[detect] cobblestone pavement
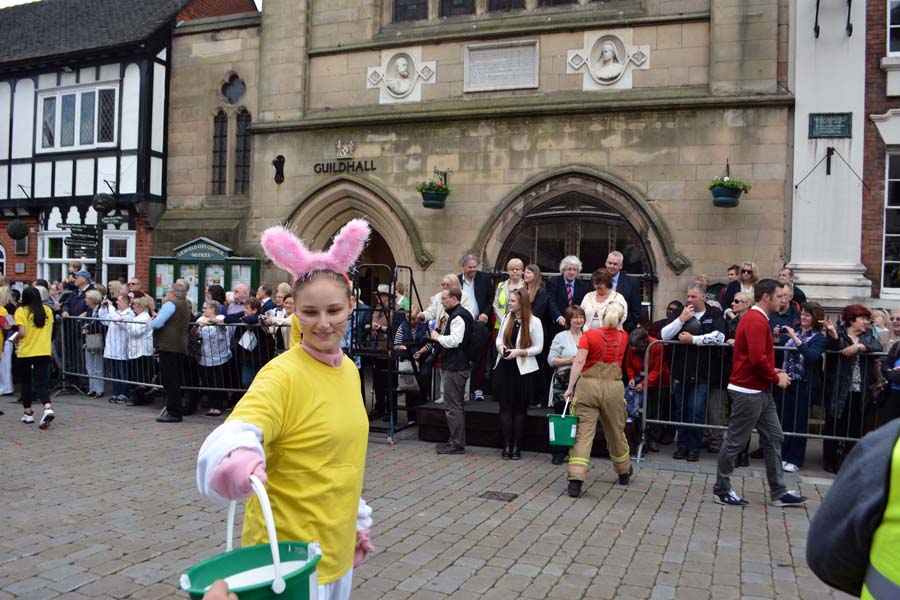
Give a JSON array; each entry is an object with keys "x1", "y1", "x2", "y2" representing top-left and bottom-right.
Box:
[{"x1": 1, "y1": 395, "x2": 852, "y2": 600}]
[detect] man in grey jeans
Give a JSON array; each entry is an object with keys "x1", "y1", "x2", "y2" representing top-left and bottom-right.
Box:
[
  {"x1": 429, "y1": 287, "x2": 471, "y2": 454},
  {"x1": 713, "y1": 278, "x2": 808, "y2": 507}
]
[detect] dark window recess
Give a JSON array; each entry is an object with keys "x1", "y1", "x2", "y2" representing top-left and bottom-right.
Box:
[
  {"x1": 440, "y1": 0, "x2": 475, "y2": 16},
  {"x1": 98, "y1": 89, "x2": 116, "y2": 142},
  {"x1": 222, "y1": 75, "x2": 246, "y2": 105},
  {"x1": 539, "y1": 0, "x2": 576, "y2": 5},
  {"x1": 234, "y1": 110, "x2": 252, "y2": 195},
  {"x1": 108, "y1": 239, "x2": 128, "y2": 259},
  {"x1": 42, "y1": 97, "x2": 56, "y2": 148},
  {"x1": 212, "y1": 111, "x2": 228, "y2": 195},
  {"x1": 48, "y1": 238, "x2": 63, "y2": 259},
  {"x1": 60, "y1": 94, "x2": 76, "y2": 147},
  {"x1": 14, "y1": 236, "x2": 28, "y2": 255},
  {"x1": 394, "y1": 0, "x2": 427, "y2": 21},
  {"x1": 488, "y1": 0, "x2": 524, "y2": 10},
  {"x1": 80, "y1": 91, "x2": 95, "y2": 145},
  {"x1": 107, "y1": 264, "x2": 129, "y2": 285}
]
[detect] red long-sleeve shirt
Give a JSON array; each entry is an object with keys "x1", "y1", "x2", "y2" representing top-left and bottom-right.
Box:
[
  {"x1": 624, "y1": 336, "x2": 670, "y2": 389},
  {"x1": 729, "y1": 306, "x2": 779, "y2": 391}
]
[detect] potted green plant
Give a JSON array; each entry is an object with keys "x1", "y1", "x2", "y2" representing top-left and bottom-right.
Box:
[
  {"x1": 417, "y1": 180, "x2": 451, "y2": 209},
  {"x1": 709, "y1": 176, "x2": 751, "y2": 208}
]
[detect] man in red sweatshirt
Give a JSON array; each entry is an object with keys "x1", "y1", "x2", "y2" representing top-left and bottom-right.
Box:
[{"x1": 713, "y1": 278, "x2": 808, "y2": 507}]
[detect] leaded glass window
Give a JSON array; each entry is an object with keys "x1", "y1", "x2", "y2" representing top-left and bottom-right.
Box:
[
  {"x1": 440, "y1": 0, "x2": 474, "y2": 16},
  {"x1": 42, "y1": 97, "x2": 56, "y2": 148},
  {"x1": 98, "y1": 89, "x2": 116, "y2": 143},
  {"x1": 212, "y1": 111, "x2": 228, "y2": 195},
  {"x1": 60, "y1": 94, "x2": 76, "y2": 147},
  {"x1": 80, "y1": 91, "x2": 95, "y2": 145},
  {"x1": 234, "y1": 110, "x2": 251, "y2": 195},
  {"x1": 394, "y1": 0, "x2": 427, "y2": 21},
  {"x1": 488, "y1": 0, "x2": 525, "y2": 10}
]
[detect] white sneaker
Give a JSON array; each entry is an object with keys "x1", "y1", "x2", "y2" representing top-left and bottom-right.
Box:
[
  {"x1": 434, "y1": 397, "x2": 444, "y2": 404},
  {"x1": 782, "y1": 461, "x2": 799, "y2": 473},
  {"x1": 21, "y1": 413, "x2": 34, "y2": 424},
  {"x1": 39, "y1": 408, "x2": 55, "y2": 430}
]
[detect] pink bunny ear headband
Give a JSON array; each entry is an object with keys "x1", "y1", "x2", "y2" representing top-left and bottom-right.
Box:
[{"x1": 260, "y1": 219, "x2": 371, "y2": 285}]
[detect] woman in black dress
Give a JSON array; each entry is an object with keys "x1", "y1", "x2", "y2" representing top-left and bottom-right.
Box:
[{"x1": 494, "y1": 289, "x2": 544, "y2": 460}]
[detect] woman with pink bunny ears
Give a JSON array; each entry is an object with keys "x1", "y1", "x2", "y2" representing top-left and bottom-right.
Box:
[{"x1": 196, "y1": 219, "x2": 374, "y2": 599}]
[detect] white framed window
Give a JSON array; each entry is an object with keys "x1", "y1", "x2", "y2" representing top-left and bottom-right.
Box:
[
  {"x1": 102, "y1": 232, "x2": 135, "y2": 286},
  {"x1": 36, "y1": 83, "x2": 118, "y2": 153},
  {"x1": 38, "y1": 230, "x2": 134, "y2": 285},
  {"x1": 892, "y1": 1, "x2": 900, "y2": 54},
  {"x1": 884, "y1": 154, "x2": 900, "y2": 292}
]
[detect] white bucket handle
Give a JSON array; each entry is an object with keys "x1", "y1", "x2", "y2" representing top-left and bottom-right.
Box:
[
  {"x1": 225, "y1": 475, "x2": 286, "y2": 595},
  {"x1": 561, "y1": 396, "x2": 572, "y2": 417}
]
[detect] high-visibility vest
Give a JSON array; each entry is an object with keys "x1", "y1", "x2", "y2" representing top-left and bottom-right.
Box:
[{"x1": 862, "y1": 433, "x2": 900, "y2": 599}]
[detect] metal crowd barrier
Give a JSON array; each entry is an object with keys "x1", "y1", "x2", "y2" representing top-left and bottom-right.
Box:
[
  {"x1": 636, "y1": 339, "x2": 892, "y2": 463},
  {"x1": 58, "y1": 315, "x2": 289, "y2": 402},
  {"x1": 57, "y1": 314, "x2": 431, "y2": 432}
]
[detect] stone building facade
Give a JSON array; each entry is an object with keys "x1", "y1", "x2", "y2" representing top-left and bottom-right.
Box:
[{"x1": 165, "y1": 0, "x2": 792, "y2": 317}]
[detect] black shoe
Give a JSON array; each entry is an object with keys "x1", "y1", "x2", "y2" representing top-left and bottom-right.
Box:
[
  {"x1": 673, "y1": 447, "x2": 689, "y2": 460},
  {"x1": 686, "y1": 450, "x2": 700, "y2": 462},
  {"x1": 618, "y1": 465, "x2": 633, "y2": 485},
  {"x1": 749, "y1": 448, "x2": 764, "y2": 459},
  {"x1": 435, "y1": 443, "x2": 465, "y2": 455},
  {"x1": 501, "y1": 445, "x2": 511, "y2": 460},
  {"x1": 551, "y1": 454, "x2": 565, "y2": 465},
  {"x1": 510, "y1": 446, "x2": 521, "y2": 461},
  {"x1": 737, "y1": 452, "x2": 750, "y2": 467},
  {"x1": 714, "y1": 491, "x2": 749, "y2": 507},
  {"x1": 567, "y1": 480, "x2": 582, "y2": 498},
  {"x1": 648, "y1": 441, "x2": 660, "y2": 453},
  {"x1": 707, "y1": 445, "x2": 721, "y2": 454},
  {"x1": 156, "y1": 415, "x2": 183, "y2": 423}
]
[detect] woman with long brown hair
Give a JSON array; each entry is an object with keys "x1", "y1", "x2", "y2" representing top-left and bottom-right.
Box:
[{"x1": 494, "y1": 289, "x2": 544, "y2": 459}]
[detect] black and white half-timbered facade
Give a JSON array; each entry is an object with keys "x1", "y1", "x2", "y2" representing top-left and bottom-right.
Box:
[{"x1": 0, "y1": 0, "x2": 187, "y2": 284}]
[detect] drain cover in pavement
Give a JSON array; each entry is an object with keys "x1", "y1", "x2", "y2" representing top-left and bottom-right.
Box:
[{"x1": 478, "y1": 491, "x2": 518, "y2": 502}]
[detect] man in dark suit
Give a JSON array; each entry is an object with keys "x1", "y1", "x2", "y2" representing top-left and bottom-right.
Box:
[
  {"x1": 458, "y1": 254, "x2": 494, "y2": 400},
  {"x1": 605, "y1": 251, "x2": 643, "y2": 333},
  {"x1": 547, "y1": 256, "x2": 592, "y2": 330},
  {"x1": 257, "y1": 283, "x2": 277, "y2": 315}
]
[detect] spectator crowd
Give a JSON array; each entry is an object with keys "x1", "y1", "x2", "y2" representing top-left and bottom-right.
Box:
[{"x1": 6, "y1": 254, "x2": 899, "y2": 489}]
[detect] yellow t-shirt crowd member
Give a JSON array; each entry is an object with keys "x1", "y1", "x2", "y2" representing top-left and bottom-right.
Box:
[{"x1": 16, "y1": 305, "x2": 54, "y2": 357}]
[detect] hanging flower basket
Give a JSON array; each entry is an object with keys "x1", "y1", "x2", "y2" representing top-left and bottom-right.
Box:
[
  {"x1": 709, "y1": 176, "x2": 750, "y2": 208},
  {"x1": 417, "y1": 181, "x2": 450, "y2": 210}
]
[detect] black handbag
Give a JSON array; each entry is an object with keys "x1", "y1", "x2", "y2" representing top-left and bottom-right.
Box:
[{"x1": 553, "y1": 367, "x2": 571, "y2": 390}]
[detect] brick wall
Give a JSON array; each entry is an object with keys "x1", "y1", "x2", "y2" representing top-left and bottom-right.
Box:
[
  {"x1": 863, "y1": 0, "x2": 900, "y2": 296},
  {"x1": 0, "y1": 218, "x2": 39, "y2": 284},
  {"x1": 135, "y1": 217, "x2": 154, "y2": 290}
]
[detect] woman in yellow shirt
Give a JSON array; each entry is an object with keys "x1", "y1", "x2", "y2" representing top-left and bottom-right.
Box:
[
  {"x1": 197, "y1": 220, "x2": 374, "y2": 600},
  {"x1": 16, "y1": 287, "x2": 55, "y2": 428}
]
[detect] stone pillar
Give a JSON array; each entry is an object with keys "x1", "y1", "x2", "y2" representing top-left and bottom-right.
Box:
[
  {"x1": 786, "y1": 0, "x2": 871, "y2": 300},
  {"x1": 257, "y1": 0, "x2": 309, "y2": 122},
  {"x1": 709, "y1": 0, "x2": 779, "y2": 95}
]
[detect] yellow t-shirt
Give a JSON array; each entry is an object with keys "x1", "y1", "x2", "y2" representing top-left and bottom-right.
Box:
[
  {"x1": 289, "y1": 313, "x2": 302, "y2": 348},
  {"x1": 227, "y1": 345, "x2": 368, "y2": 584},
  {"x1": 16, "y1": 305, "x2": 54, "y2": 358}
]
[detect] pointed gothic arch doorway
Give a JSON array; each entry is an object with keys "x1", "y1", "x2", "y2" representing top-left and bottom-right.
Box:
[{"x1": 499, "y1": 191, "x2": 653, "y2": 280}]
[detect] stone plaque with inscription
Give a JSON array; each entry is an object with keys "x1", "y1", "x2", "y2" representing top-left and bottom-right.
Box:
[{"x1": 464, "y1": 40, "x2": 539, "y2": 93}]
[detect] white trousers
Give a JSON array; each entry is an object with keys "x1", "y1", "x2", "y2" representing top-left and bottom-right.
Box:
[
  {"x1": 318, "y1": 567, "x2": 352, "y2": 600},
  {"x1": 0, "y1": 340, "x2": 12, "y2": 394},
  {"x1": 84, "y1": 350, "x2": 105, "y2": 395}
]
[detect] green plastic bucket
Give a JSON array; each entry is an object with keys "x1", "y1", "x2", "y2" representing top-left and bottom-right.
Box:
[
  {"x1": 181, "y1": 475, "x2": 322, "y2": 599},
  {"x1": 548, "y1": 398, "x2": 577, "y2": 447}
]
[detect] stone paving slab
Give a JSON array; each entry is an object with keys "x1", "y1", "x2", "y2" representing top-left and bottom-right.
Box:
[{"x1": 0, "y1": 395, "x2": 854, "y2": 599}]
